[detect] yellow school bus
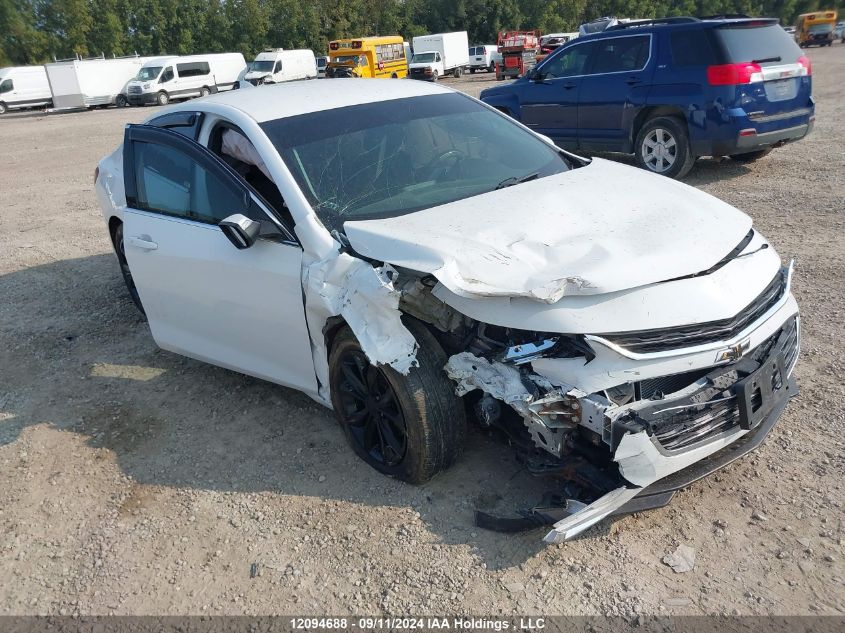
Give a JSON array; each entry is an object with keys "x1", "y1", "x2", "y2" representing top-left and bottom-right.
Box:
[
  {"x1": 795, "y1": 10, "x2": 837, "y2": 47},
  {"x1": 326, "y1": 36, "x2": 407, "y2": 78}
]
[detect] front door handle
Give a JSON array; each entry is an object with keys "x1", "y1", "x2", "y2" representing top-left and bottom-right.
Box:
[
  {"x1": 563, "y1": 82, "x2": 576, "y2": 90},
  {"x1": 626, "y1": 77, "x2": 642, "y2": 85},
  {"x1": 127, "y1": 236, "x2": 158, "y2": 251}
]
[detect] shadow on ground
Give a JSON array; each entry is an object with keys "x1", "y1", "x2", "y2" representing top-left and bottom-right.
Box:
[{"x1": 0, "y1": 253, "x2": 618, "y2": 569}]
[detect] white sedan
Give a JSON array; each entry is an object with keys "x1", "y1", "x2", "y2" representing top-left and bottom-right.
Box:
[{"x1": 95, "y1": 80, "x2": 799, "y2": 542}]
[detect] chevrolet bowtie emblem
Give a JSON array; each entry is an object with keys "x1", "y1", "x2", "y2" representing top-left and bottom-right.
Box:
[{"x1": 715, "y1": 338, "x2": 751, "y2": 363}]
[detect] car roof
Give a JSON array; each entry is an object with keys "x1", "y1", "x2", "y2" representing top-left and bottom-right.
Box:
[{"x1": 189, "y1": 79, "x2": 454, "y2": 123}]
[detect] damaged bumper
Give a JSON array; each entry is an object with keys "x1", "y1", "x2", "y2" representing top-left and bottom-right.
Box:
[{"x1": 543, "y1": 317, "x2": 799, "y2": 542}]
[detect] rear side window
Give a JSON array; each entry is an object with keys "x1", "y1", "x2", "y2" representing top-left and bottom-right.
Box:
[
  {"x1": 714, "y1": 24, "x2": 802, "y2": 65},
  {"x1": 177, "y1": 61, "x2": 210, "y2": 77},
  {"x1": 589, "y1": 35, "x2": 650, "y2": 74},
  {"x1": 670, "y1": 30, "x2": 717, "y2": 66}
]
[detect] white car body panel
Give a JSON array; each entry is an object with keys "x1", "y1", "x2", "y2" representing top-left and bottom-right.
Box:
[
  {"x1": 122, "y1": 209, "x2": 318, "y2": 394},
  {"x1": 344, "y1": 158, "x2": 751, "y2": 304}
]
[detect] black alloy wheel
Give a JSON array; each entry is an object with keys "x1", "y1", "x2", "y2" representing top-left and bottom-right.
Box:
[{"x1": 337, "y1": 349, "x2": 407, "y2": 468}]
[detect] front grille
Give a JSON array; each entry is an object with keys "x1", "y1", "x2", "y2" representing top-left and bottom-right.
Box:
[
  {"x1": 645, "y1": 316, "x2": 798, "y2": 451},
  {"x1": 599, "y1": 270, "x2": 786, "y2": 354},
  {"x1": 128, "y1": 86, "x2": 141, "y2": 94},
  {"x1": 410, "y1": 68, "x2": 428, "y2": 77}
]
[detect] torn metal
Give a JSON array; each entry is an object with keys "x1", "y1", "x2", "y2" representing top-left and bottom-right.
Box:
[{"x1": 302, "y1": 251, "x2": 419, "y2": 400}]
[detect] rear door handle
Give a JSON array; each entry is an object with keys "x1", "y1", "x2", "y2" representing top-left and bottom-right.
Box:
[
  {"x1": 626, "y1": 77, "x2": 642, "y2": 85},
  {"x1": 127, "y1": 236, "x2": 158, "y2": 251},
  {"x1": 563, "y1": 82, "x2": 576, "y2": 90}
]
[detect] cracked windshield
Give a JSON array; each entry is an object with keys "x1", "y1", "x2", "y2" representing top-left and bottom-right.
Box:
[{"x1": 260, "y1": 93, "x2": 572, "y2": 232}]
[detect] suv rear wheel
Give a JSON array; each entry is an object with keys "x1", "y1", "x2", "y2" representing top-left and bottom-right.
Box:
[{"x1": 635, "y1": 116, "x2": 695, "y2": 179}]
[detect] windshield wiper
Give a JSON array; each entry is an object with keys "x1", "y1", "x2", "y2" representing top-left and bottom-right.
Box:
[
  {"x1": 495, "y1": 172, "x2": 540, "y2": 190},
  {"x1": 752, "y1": 56, "x2": 781, "y2": 64}
]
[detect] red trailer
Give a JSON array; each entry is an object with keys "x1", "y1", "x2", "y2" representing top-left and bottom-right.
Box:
[{"x1": 496, "y1": 30, "x2": 540, "y2": 80}]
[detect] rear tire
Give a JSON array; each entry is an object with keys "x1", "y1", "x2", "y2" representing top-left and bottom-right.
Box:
[
  {"x1": 112, "y1": 222, "x2": 146, "y2": 316},
  {"x1": 156, "y1": 91, "x2": 169, "y2": 106},
  {"x1": 729, "y1": 148, "x2": 772, "y2": 163},
  {"x1": 328, "y1": 319, "x2": 466, "y2": 484},
  {"x1": 634, "y1": 116, "x2": 695, "y2": 179}
]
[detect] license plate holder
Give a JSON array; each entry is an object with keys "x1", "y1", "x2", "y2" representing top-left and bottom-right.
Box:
[{"x1": 734, "y1": 352, "x2": 788, "y2": 430}]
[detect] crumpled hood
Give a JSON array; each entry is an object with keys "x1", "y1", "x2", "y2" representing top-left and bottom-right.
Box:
[{"x1": 344, "y1": 159, "x2": 752, "y2": 303}]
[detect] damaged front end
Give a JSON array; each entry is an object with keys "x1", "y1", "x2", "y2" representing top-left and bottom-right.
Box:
[{"x1": 396, "y1": 265, "x2": 800, "y2": 542}]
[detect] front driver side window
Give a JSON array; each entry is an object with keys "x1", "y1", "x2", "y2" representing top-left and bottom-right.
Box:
[
  {"x1": 160, "y1": 67, "x2": 174, "y2": 83},
  {"x1": 132, "y1": 141, "x2": 248, "y2": 224},
  {"x1": 541, "y1": 43, "x2": 594, "y2": 78},
  {"x1": 0, "y1": 79, "x2": 12, "y2": 93},
  {"x1": 274, "y1": 60, "x2": 282, "y2": 73}
]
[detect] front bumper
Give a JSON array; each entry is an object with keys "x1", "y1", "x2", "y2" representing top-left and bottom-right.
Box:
[
  {"x1": 543, "y1": 314, "x2": 799, "y2": 542},
  {"x1": 127, "y1": 92, "x2": 158, "y2": 105}
]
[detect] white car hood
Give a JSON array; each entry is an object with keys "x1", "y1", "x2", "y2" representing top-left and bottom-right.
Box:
[{"x1": 344, "y1": 159, "x2": 752, "y2": 303}]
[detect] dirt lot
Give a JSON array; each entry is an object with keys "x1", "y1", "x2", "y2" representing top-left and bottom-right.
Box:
[{"x1": 1, "y1": 46, "x2": 843, "y2": 618}]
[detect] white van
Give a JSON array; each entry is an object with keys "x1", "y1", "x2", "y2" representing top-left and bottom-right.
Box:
[
  {"x1": 125, "y1": 53, "x2": 246, "y2": 106},
  {"x1": 468, "y1": 45, "x2": 501, "y2": 73},
  {"x1": 0, "y1": 66, "x2": 52, "y2": 114},
  {"x1": 244, "y1": 49, "x2": 317, "y2": 85}
]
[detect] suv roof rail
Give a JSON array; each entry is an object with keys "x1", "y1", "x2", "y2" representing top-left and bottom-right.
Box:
[
  {"x1": 698, "y1": 14, "x2": 751, "y2": 19},
  {"x1": 605, "y1": 17, "x2": 700, "y2": 30}
]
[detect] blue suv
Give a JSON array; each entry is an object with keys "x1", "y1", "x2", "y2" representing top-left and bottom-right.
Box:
[{"x1": 480, "y1": 17, "x2": 815, "y2": 178}]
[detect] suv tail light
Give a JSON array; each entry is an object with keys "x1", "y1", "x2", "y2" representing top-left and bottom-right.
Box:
[
  {"x1": 707, "y1": 62, "x2": 762, "y2": 86},
  {"x1": 797, "y1": 55, "x2": 812, "y2": 75}
]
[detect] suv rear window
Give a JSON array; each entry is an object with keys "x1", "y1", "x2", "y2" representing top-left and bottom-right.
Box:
[
  {"x1": 714, "y1": 23, "x2": 802, "y2": 65},
  {"x1": 670, "y1": 30, "x2": 717, "y2": 66}
]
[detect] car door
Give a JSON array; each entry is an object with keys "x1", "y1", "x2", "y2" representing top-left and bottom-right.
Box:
[
  {"x1": 518, "y1": 41, "x2": 595, "y2": 148},
  {"x1": 120, "y1": 123, "x2": 318, "y2": 393},
  {"x1": 159, "y1": 65, "x2": 177, "y2": 97},
  {"x1": 576, "y1": 34, "x2": 654, "y2": 151}
]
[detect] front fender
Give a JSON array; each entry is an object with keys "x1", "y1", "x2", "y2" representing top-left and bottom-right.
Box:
[{"x1": 479, "y1": 91, "x2": 523, "y2": 120}]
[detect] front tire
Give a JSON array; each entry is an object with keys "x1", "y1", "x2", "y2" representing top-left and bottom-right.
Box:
[
  {"x1": 729, "y1": 148, "x2": 772, "y2": 163},
  {"x1": 115, "y1": 94, "x2": 128, "y2": 108},
  {"x1": 156, "y1": 91, "x2": 169, "y2": 106},
  {"x1": 329, "y1": 320, "x2": 466, "y2": 484},
  {"x1": 431, "y1": 70, "x2": 439, "y2": 82},
  {"x1": 199, "y1": 86, "x2": 211, "y2": 97},
  {"x1": 634, "y1": 116, "x2": 695, "y2": 179},
  {"x1": 112, "y1": 222, "x2": 146, "y2": 316},
  {"x1": 0, "y1": 101, "x2": 7, "y2": 115}
]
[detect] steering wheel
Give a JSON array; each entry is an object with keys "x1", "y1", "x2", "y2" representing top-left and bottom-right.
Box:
[{"x1": 424, "y1": 149, "x2": 465, "y2": 182}]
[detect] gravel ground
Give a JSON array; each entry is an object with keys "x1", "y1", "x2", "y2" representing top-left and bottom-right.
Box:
[{"x1": 0, "y1": 46, "x2": 843, "y2": 617}]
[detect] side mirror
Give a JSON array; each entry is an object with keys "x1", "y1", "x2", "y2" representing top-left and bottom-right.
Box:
[
  {"x1": 219, "y1": 213, "x2": 287, "y2": 249},
  {"x1": 219, "y1": 214, "x2": 260, "y2": 249}
]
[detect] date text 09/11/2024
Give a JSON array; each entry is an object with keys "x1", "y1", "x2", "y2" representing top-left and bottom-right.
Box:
[{"x1": 289, "y1": 617, "x2": 548, "y2": 630}]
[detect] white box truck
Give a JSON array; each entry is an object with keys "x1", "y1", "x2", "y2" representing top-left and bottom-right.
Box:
[
  {"x1": 0, "y1": 66, "x2": 52, "y2": 114},
  {"x1": 409, "y1": 32, "x2": 470, "y2": 80},
  {"x1": 125, "y1": 53, "x2": 247, "y2": 106},
  {"x1": 45, "y1": 56, "x2": 152, "y2": 110},
  {"x1": 244, "y1": 49, "x2": 317, "y2": 85}
]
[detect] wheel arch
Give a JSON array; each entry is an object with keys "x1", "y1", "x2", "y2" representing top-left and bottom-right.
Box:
[
  {"x1": 108, "y1": 216, "x2": 122, "y2": 247},
  {"x1": 631, "y1": 105, "x2": 688, "y2": 151}
]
